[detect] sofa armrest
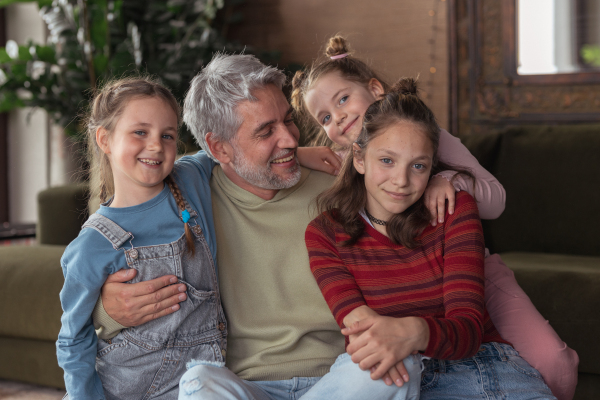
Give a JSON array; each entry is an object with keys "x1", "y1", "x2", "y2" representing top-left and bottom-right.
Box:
[{"x1": 37, "y1": 183, "x2": 89, "y2": 245}]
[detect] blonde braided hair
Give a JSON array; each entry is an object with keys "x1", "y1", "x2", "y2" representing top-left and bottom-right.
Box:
[{"x1": 165, "y1": 175, "x2": 195, "y2": 256}]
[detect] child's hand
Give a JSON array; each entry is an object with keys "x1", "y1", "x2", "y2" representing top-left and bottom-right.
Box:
[
  {"x1": 296, "y1": 146, "x2": 342, "y2": 176},
  {"x1": 424, "y1": 175, "x2": 456, "y2": 226},
  {"x1": 375, "y1": 360, "x2": 411, "y2": 387},
  {"x1": 342, "y1": 315, "x2": 429, "y2": 382},
  {"x1": 343, "y1": 305, "x2": 378, "y2": 343}
]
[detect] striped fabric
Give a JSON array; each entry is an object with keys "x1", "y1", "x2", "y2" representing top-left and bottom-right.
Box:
[{"x1": 305, "y1": 191, "x2": 508, "y2": 360}]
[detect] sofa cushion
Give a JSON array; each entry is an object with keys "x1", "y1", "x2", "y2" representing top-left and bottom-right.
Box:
[
  {"x1": 500, "y1": 251, "x2": 600, "y2": 375},
  {"x1": 0, "y1": 336, "x2": 65, "y2": 389},
  {"x1": 37, "y1": 183, "x2": 89, "y2": 246},
  {"x1": 0, "y1": 245, "x2": 65, "y2": 341},
  {"x1": 479, "y1": 126, "x2": 600, "y2": 256}
]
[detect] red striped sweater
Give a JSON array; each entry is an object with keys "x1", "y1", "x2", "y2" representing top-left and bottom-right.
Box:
[{"x1": 305, "y1": 191, "x2": 508, "y2": 360}]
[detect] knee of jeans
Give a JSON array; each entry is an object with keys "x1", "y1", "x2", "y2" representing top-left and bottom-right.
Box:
[{"x1": 180, "y1": 361, "x2": 226, "y2": 396}]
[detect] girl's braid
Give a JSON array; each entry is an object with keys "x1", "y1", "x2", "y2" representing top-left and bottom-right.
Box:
[{"x1": 165, "y1": 174, "x2": 195, "y2": 255}]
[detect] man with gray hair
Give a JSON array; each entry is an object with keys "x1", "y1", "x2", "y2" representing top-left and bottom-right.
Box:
[{"x1": 97, "y1": 54, "x2": 415, "y2": 399}]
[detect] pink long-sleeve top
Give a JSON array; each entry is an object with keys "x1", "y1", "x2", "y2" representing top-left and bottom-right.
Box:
[{"x1": 435, "y1": 129, "x2": 505, "y2": 219}]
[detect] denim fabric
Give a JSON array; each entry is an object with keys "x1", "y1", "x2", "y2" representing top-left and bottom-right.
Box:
[
  {"x1": 91, "y1": 213, "x2": 226, "y2": 400},
  {"x1": 300, "y1": 352, "x2": 421, "y2": 400},
  {"x1": 179, "y1": 353, "x2": 422, "y2": 400},
  {"x1": 420, "y1": 342, "x2": 556, "y2": 400}
]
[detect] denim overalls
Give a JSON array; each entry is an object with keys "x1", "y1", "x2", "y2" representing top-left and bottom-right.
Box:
[{"x1": 86, "y1": 211, "x2": 227, "y2": 400}]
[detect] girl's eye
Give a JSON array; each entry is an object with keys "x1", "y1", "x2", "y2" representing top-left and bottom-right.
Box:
[
  {"x1": 162, "y1": 134, "x2": 175, "y2": 140},
  {"x1": 134, "y1": 130, "x2": 146, "y2": 136},
  {"x1": 381, "y1": 158, "x2": 393, "y2": 164},
  {"x1": 321, "y1": 115, "x2": 331, "y2": 125},
  {"x1": 413, "y1": 163, "x2": 426, "y2": 170},
  {"x1": 285, "y1": 117, "x2": 295, "y2": 125},
  {"x1": 339, "y1": 96, "x2": 348, "y2": 105}
]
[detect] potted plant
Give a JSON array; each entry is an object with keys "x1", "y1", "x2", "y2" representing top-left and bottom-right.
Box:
[{"x1": 0, "y1": 0, "x2": 247, "y2": 148}]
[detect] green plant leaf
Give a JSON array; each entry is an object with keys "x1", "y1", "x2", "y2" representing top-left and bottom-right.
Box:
[
  {"x1": 34, "y1": 45, "x2": 55, "y2": 63},
  {"x1": 0, "y1": 90, "x2": 25, "y2": 112},
  {"x1": 17, "y1": 45, "x2": 32, "y2": 61},
  {"x1": 93, "y1": 53, "x2": 108, "y2": 77},
  {"x1": 0, "y1": 0, "x2": 51, "y2": 8},
  {"x1": 581, "y1": 44, "x2": 600, "y2": 67},
  {"x1": 0, "y1": 48, "x2": 11, "y2": 63}
]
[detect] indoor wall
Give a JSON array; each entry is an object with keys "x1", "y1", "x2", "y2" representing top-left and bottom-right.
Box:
[{"x1": 227, "y1": 0, "x2": 450, "y2": 129}]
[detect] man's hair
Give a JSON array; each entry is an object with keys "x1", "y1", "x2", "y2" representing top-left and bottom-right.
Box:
[{"x1": 183, "y1": 53, "x2": 286, "y2": 160}]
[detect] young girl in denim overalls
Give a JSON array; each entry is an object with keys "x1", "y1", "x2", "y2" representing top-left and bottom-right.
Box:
[{"x1": 56, "y1": 77, "x2": 227, "y2": 400}]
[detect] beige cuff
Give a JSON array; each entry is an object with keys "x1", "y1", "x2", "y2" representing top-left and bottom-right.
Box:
[{"x1": 92, "y1": 296, "x2": 127, "y2": 340}]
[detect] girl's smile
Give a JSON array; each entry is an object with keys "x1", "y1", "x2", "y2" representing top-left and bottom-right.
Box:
[
  {"x1": 304, "y1": 72, "x2": 384, "y2": 148},
  {"x1": 97, "y1": 96, "x2": 178, "y2": 207}
]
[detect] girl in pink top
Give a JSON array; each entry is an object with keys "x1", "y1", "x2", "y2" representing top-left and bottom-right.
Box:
[{"x1": 291, "y1": 35, "x2": 578, "y2": 400}]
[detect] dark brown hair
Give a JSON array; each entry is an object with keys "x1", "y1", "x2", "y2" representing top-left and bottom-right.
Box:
[
  {"x1": 316, "y1": 78, "x2": 474, "y2": 248},
  {"x1": 86, "y1": 76, "x2": 195, "y2": 254},
  {"x1": 290, "y1": 35, "x2": 389, "y2": 150}
]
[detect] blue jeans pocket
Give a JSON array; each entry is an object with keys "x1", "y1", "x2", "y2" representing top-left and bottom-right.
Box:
[
  {"x1": 96, "y1": 334, "x2": 128, "y2": 359},
  {"x1": 506, "y1": 353, "x2": 545, "y2": 381}
]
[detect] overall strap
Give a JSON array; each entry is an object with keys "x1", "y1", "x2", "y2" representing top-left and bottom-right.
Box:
[{"x1": 82, "y1": 213, "x2": 133, "y2": 250}]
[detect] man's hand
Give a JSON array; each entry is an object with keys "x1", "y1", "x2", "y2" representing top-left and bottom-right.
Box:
[
  {"x1": 424, "y1": 175, "x2": 456, "y2": 226},
  {"x1": 101, "y1": 269, "x2": 187, "y2": 327},
  {"x1": 342, "y1": 315, "x2": 429, "y2": 382},
  {"x1": 296, "y1": 146, "x2": 342, "y2": 176}
]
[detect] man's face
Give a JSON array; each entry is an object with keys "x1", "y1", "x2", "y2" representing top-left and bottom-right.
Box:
[{"x1": 228, "y1": 84, "x2": 301, "y2": 195}]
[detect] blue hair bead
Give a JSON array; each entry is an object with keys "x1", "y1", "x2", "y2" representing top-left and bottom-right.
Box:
[{"x1": 182, "y1": 209, "x2": 190, "y2": 223}]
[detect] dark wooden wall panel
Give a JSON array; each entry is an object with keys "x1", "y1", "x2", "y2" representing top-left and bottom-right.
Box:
[
  {"x1": 449, "y1": 0, "x2": 600, "y2": 137},
  {"x1": 227, "y1": 0, "x2": 450, "y2": 129}
]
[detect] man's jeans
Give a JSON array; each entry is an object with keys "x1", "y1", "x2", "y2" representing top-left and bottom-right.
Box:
[{"x1": 179, "y1": 353, "x2": 422, "y2": 400}]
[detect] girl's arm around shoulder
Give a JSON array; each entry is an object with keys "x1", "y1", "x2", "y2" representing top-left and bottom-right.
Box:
[
  {"x1": 297, "y1": 146, "x2": 342, "y2": 176},
  {"x1": 421, "y1": 191, "x2": 487, "y2": 360},
  {"x1": 175, "y1": 150, "x2": 217, "y2": 182},
  {"x1": 305, "y1": 213, "x2": 367, "y2": 327},
  {"x1": 436, "y1": 129, "x2": 506, "y2": 219}
]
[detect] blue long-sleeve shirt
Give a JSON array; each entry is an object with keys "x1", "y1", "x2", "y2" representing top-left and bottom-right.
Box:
[{"x1": 56, "y1": 152, "x2": 216, "y2": 400}]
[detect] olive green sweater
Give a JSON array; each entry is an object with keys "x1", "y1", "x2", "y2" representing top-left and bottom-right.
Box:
[{"x1": 95, "y1": 166, "x2": 343, "y2": 380}]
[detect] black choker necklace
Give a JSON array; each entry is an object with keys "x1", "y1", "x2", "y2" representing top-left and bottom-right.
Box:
[{"x1": 365, "y1": 209, "x2": 387, "y2": 226}]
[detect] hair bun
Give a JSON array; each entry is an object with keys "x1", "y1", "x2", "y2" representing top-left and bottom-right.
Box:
[
  {"x1": 390, "y1": 77, "x2": 419, "y2": 96},
  {"x1": 290, "y1": 70, "x2": 307, "y2": 110},
  {"x1": 292, "y1": 69, "x2": 307, "y2": 89},
  {"x1": 325, "y1": 35, "x2": 350, "y2": 58}
]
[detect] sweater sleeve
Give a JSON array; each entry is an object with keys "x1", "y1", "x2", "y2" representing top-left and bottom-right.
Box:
[
  {"x1": 305, "y1": 215, "x2": 367, "y2": 328},
  {"x1": 57, "y1": 239, "x2": 115, "y2": 400},
  {"x1": 435, "y1": 129, "x2": 506, "y2": 219},
  {"x1": 421, "y1": 192, "x2": 487, "y2": 360}
]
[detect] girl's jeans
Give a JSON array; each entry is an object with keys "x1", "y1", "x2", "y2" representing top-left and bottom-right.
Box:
[
  {"x1": 180, "y1": 343, "x2": 556, "y2": 400},
  {"x1": 179, "y1": 353, "x2": 422, "y2": 400},
  {"x1": 420, "y1": 342, "x2": 556, "y2": 400}
]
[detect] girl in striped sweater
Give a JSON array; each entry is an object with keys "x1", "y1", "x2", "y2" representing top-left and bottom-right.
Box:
[
  {"x1": 295, "y1": 35, "x2": 577, "y2": 400},
  {"x1": 305, "y1": 78, "x2": 556, "y2": 400}
]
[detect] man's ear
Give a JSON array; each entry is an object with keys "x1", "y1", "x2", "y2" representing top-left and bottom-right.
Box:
[
  {"x1": 206, "y1": 132, "x2": 233, "y2": 164},
  {"x1": 368, "y1": 78, "x2": 385, "y2": 100},
  {"x1": 96, "y1": 127, "x2": 111, "y2": 154},
  {"x1": 352, "y1": 143, "x2": 365, "y2": 175}
]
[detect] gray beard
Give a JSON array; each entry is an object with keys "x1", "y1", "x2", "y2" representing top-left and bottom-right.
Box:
[{"x1": 231, "y1": 146, "x2": 302, "y2": 190}]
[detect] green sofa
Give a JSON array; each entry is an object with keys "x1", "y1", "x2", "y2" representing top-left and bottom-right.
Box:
[
  {"x1": 0, "y1": 184, "x2": 88, "y2": 389},
  {"x1": 0, "y1": 125, "x2": 598, "y2": 398},
  {"x1": 462, "y1": 125, "x2": 600, "y2": 400}
]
